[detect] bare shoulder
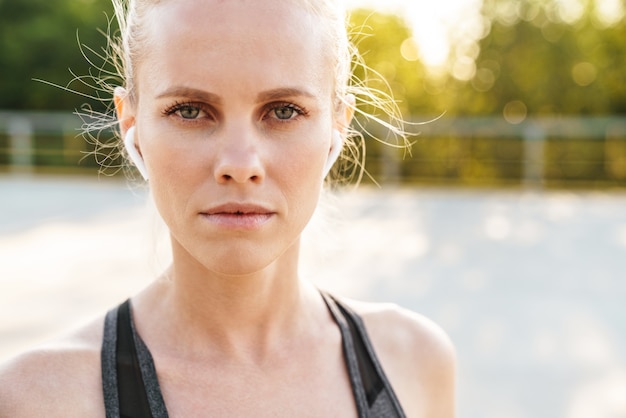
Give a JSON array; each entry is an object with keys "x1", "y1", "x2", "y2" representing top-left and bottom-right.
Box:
[
  {"x1": 0, "y1": 317, "x2": 106, "y2": 418},
  {"x1": 341, "y1": 297, "x2": 456, "y2": 418},
  {"x1": 342, "y1": 298, "x2": 456, "y2": 366}
]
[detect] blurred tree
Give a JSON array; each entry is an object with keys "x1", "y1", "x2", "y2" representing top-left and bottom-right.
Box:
[
  {"x1": 0, "y1": 0, "x2": 114, "y2": 110},
  {"x1": 454, "y1": 0, "x2": 626, "y2": 116}
]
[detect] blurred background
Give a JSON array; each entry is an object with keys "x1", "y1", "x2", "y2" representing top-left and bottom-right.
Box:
[{"x1": 1, "y1": 0, "x2": 625, "y2": 417}]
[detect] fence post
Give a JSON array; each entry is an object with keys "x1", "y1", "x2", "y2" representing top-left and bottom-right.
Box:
[
  {"x1": 604, "y1": 120, "x2": 626, "y2": 181},
  {"x1": 380, "y1": 139, "x2": 401, "y2": 184},
  {"x1": 8, "y1": 117, "x2": 34, "y2": 174},
  {"x1": 63, "y1": 122, "x2": 82, "y2": 166},
  {"x1": 522, "y1": 122, "x2": 545, "y2": 188}
]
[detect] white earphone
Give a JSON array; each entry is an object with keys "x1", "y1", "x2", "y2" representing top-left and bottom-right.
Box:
[
  {"x1": 124, "y1": 126, "x2": 149, "y2": 180},
  {"x1": 324, "y1": 129, "x2": 343, "y2": 177}
]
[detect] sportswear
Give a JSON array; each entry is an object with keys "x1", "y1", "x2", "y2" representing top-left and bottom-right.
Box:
[{"x1": 101, "y1": 293, "x2": 407, "y2": 417}]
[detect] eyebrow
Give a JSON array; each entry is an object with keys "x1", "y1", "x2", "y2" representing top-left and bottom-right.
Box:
[
  {"x1": 155, "y1": 87, "x2": 222, "y2": 104},
  {"x1": 155, "y1": 86, "x2": 316, "y2": 104},
  {"x1": 256, "y1": 87, "x2": 316, "y2": 102}
]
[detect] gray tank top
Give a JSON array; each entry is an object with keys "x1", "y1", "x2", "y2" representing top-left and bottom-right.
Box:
[{"x1": 101, "y1": 292, "x2": 407, "y2": 417}]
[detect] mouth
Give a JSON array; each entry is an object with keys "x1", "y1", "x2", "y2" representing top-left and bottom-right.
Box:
[
  {"x1": 200, "y1": 203, "x2": 275, "y2": 229},
  {"x1": 202, "y1": 203, "x2": 274, "y2": 215}
]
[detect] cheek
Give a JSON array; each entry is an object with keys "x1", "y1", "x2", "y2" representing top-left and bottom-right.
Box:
[
  {"x1": 273, "y1": 136, "x2": 329, "y2": 214},
  {"x1": 138, "y1": 119, "x2": 208, "y2": 180},
  {"x1": 146, "y1": 156, "x2": 194, "y2": 226},
  {"x1": 138, "y1": 132, "x2": 207, "y2": 222},
  {"x1": 275, "y1": 131, "x2": 328, "y2": 178}
]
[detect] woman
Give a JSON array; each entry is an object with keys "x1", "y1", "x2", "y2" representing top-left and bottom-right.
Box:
[{"x1": 0, "y1": 0, "x2": 455, "y2": 416}]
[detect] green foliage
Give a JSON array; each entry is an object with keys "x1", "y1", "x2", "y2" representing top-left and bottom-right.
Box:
[
  {"x1": 0, "y1": 0, "x2": 113, "y2": 110},
  {"x1": 457, "y1": 0, "x2": 626, "y2": 116},
  {"x1": 350, "y1": 1, "x2": 626, "y2": 118}
]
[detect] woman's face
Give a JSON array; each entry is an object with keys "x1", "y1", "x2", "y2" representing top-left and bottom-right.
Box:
[{"x1": 122, "y1": 0, "x2": 341, "y2": 276}]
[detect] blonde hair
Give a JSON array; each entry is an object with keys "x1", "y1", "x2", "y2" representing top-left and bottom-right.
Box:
[{"x1": 84, "y1": 0, "x2": 410, "y2": 184}]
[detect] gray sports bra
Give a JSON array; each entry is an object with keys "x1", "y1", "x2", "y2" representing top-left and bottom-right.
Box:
[{"x1": 101, "y1": 292, "x2": 407, "y2": 417}]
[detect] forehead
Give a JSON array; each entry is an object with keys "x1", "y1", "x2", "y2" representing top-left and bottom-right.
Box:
[{"x1": 137, "y1": 0, "x2": 333, "y2": 100}]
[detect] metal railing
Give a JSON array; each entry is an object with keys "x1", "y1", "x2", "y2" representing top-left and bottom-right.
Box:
[
  {"x1": 0, "y1": 111, "x2": 92, "y2": 173},
  {"x1": 460, "y1": 116, "x2": 623, "y2": 186}
]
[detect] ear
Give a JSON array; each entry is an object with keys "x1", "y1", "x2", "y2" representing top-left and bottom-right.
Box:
[
  {"x1": 115, "y1": 87, "x2": 149, "y2": 180},
  {"x1": 114, "y1": 87, "x2": 135, "y2": 137},
  {"x1": 334, "y1": 93, "x2": 355, "y2": 134}
]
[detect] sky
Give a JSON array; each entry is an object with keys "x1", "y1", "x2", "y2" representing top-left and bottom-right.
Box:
[{"x1": 344, "y1": 0, "x2": 486, "y2": 68}]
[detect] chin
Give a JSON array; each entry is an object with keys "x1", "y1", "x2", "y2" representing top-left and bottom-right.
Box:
[{"x1": 171, "y1": 232, "x2": 298, "y2": 279}]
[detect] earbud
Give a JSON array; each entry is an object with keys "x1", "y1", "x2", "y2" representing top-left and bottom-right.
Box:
[
  {"x1": 324, "y1": 129, "x2": 344, "y2": 177},
  {"x1": 124, "y1": 126, "x2": 149, "y2": 180}
]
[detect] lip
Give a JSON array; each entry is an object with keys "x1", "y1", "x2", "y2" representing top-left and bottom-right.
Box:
[{"x1": 200, "y1": 203, "x2": 276, "y2": 230}]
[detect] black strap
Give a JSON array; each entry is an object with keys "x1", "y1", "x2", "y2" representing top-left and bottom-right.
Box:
[
  {"x1": 321, "y1": 292, "x2": 369, "y2": 416},
  {"x1": 116, "y1": 300, "x2": 154, "y2": 418},
  {"x1": 326, "y1": 294, "x2": 385, "y2": 407}
]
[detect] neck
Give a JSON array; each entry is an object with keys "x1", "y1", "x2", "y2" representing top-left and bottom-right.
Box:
[{"x1": 135, "y1": 238, "x2": 323, "y2": 361}]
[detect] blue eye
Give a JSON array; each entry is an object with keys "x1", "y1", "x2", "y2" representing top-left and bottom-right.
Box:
[
  {"x1": 273, "y1": 106, "x2": 296, "y2": 120},
  {"x1": 178, "y1": 106, "x2": 201, "y2": 119},
  {"x1": 266, "y1": 103, "x2": 308, "y2": 122},
  {"x1": 163, "y1": 102, "x2": 211, "y2": 121}
]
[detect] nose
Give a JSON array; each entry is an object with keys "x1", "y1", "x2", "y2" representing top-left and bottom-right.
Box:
[{"x1": 213, "y1": 128, "x2": 265, "y2": 185}]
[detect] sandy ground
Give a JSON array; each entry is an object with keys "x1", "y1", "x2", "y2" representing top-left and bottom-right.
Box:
[{"x1": 1, "y1": 175, "x2": 625, "y2": 418}]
